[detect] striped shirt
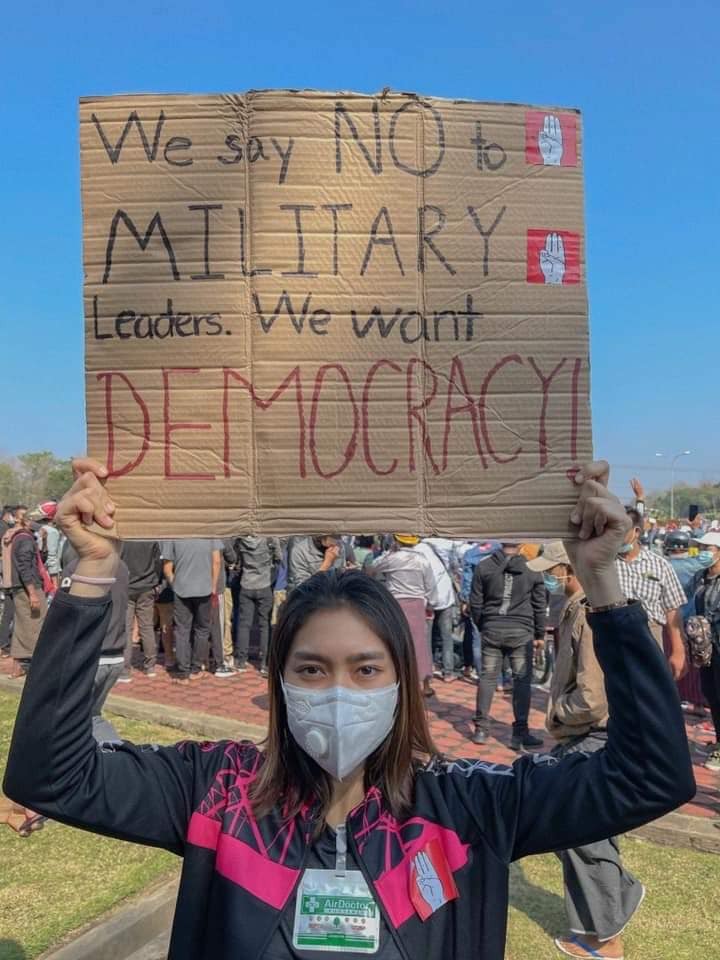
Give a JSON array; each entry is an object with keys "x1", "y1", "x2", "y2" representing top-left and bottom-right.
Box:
[{"x1": 615, "y1": 548, "x2": 686, "y2": 625}]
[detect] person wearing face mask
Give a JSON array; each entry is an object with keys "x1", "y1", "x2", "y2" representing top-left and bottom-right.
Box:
[
  {"x1": 529, "y1": 542, "x2": 644, "y2": 960},
  {"x1": 663, "y1": 531, "x2": 716, "y2": 715},
  {"x1": 692, "y1": 532, "x2": 720, "y2": 770},
  {"x1": 3, "y1": 459, "x2": 695, "y2": 960},
  {"x1": 615, "y1": 507, "x2": 688, "y2": 681},
  {"x1": 663, "y1": 531, "x2": 715, "y2": 613}
]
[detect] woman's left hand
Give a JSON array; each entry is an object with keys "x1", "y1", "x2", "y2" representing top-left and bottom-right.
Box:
[{"x1": 564, "y1": 461, "x2": 630, "y2": 608}]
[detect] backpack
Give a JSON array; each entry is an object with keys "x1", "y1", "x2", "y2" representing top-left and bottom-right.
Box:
[{"x1": 685, "y1": 616, "x2": 714, "y2": 669}]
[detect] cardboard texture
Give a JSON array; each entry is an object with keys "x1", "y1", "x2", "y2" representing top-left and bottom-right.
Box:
[{"x1": 80, "y1": 90, "x2": 592, "y2": 538}]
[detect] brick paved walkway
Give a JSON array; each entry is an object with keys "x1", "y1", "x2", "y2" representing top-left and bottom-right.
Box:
[{"x1": 13, "y1": 646, "x2": 712, "y2": 821}]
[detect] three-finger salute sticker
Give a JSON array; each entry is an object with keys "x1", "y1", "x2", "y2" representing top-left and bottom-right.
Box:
[
  {"x1": 525, "y1": 111, "x2": 578, "y2": 167},
  {"x1": 527, "y1": 230, "x2": 581, "y2": 285},
  {"x1": 409, "y1": 838, "x2": 459, "y2": 921}
]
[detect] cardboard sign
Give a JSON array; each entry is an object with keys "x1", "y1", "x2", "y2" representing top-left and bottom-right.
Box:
[{"x1": 80, "y1": 91, "x2": 592, "y2": 538}]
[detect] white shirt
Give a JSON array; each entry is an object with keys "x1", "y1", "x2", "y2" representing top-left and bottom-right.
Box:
[
  {"x1": 415, "y1": 541, "x2": 455, "y2": 610},
  {"x1": 371, "y1": 548, "x2": 435, "y2": 602}
]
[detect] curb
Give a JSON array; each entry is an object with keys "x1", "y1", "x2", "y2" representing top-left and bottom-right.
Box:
[
  {"x1": 629, "y1": 811, "x2": 720, "y2": 855},
  {"x1": 0, "y1": 674, "x2": 267, "y2": 744},
  {"x1": 39, "y1": 875, "x2": 179, "y2": 960},
  {"x1": 105, "y1": 691, "x2": 267, "y2": 744}
]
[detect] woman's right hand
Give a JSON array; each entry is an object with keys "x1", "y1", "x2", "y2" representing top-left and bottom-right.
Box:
[{"x1": 55, "y1": 458, "x2": 118, "y2": 568}]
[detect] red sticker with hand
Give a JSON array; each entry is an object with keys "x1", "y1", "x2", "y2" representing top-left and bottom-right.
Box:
[{"x1": 409, "y1": 838, "x2": 459, "y2": 921}]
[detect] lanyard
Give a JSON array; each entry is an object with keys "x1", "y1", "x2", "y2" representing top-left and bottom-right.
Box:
[{"x1": 335, "y1": 824, "x2": 348, "y2": 878}]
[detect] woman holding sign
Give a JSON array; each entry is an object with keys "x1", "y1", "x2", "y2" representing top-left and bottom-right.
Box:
[{"x1": 4, "y1": 459, "x2": 694, "y2": 960}]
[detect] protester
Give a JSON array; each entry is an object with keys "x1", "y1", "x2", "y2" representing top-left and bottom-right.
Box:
[
  {"x1": 0, "y1": 505, "x2": 15, "y2": 539},
  {"x1": 693, "y1": 532, "x2": 720, "y2": 770},
  {"x1": 3, "y1": 458, "x2": 695, "y2": 960},
  {"x1": 369, "y1": 534, "x2": 436, "y2": 696},
  {"x1": 469, "y1": 542, "x2": 546, "y2": 748},
  {"x1": 415, "y1": 537, "x2": 458, "y2": 682},
  {"x1": 120, "y1": 540, "x2": 163, "y2": 679},
  {"x1": 664, "y1": 530, "x2": 715, "y2": 714},
  {"x1": 616, "y1": 507, "x2": 687, "y2": 680},
  {"x1": 162, "y1": 538, "x2": 223, "y2": 684},
  {"x1": 458, "y1": 540, "x2": 501, "y2": 681},
  {"x1": 0, "y1": 506, "x2": 17, "y2": 657},
  {"x1": 270, "y1": 538, "x2": 289, "y2": 632},
  {"x1": 529, "y1": 541, "x2": 644, "y2": 959},
  {"x1": 155, "y1": 576, "x2": 176, "y2": 670},
  {"x1": 32, "y1": 501, "x2": 62, "y2": 588},
  {"x1": 232, "y1": 535, "x2": 281, "y2": 675},
  {"x1": 213, "y1": 538, "x2": 237, "y2": 675},
  {"x1": 352, "y1": 535, "x2": 377, "y2": 569},
  {"x1": 1, "y1": 506, "x2": 48, "y2": 677},
  {"x1": 206, "y1": 539, "x2": 236, "y2": 678},
  {"x1": 664, "y1": 531, "x2": 714, "y2": 612},
  {"x1": 287, "y1": 535, "x2": 345, "y2": 591}
]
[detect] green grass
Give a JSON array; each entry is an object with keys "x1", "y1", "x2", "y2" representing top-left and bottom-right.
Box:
[
  {"x1": 508, "y1": 837, "x2": 720, "y2": 960},
  {"x1": 0, "y1": 691, "x2": 180, "y2": 959}
]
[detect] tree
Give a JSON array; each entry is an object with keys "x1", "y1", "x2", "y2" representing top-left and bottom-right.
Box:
[
  {"x1": 16, "y1": 452, "x2": 58, "y2": 507},
  {"x1": 0, "y1": 461, "x2": 21, "y2": 507},
  {"x1": 0, "y1": 452, "x2": 75, "y2": 507},
  {"x1": 46, "y1": 461, "x2": 74, "y2": 501},
  {"x1": 647, "y1": 481, "x2": 720, "y2": 521}
]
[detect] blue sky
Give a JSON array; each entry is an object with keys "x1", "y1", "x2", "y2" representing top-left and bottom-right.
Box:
[{"x1": 2, "y1": 1, "x2": 718, "y2": 497}]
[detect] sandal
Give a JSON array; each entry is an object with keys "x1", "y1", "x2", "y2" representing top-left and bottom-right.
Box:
[
  {"x1": 18, "y1": 814, "x2": 47, "y2": 838},
  {"x1": 555, "y1": 934, "x2": 623, "y2": 959}
]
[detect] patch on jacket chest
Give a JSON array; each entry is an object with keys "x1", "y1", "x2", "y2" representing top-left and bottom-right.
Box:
[{"x1": 409, "y1": 838, "x2": 459, "y2": 921}]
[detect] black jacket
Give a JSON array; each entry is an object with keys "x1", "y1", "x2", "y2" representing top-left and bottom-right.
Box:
[
  {"x1": 469, "y1": 551, "x2": 547, "y2": 639},
  {"x1": 60, "y1": 553, "x2": 130, "y2": 657},
  {"x1": 3, "y1": 594, "x2": 694, "y2": 960},
  {"x1": 120, "y1": 541, "x2": 163, "y2": 596},
  {"x1": 6, "y1": 529, "x2": 42, "y2": 591},
  {"x1": 234, "y1": 536, "x2": 281, "y2": 591}
]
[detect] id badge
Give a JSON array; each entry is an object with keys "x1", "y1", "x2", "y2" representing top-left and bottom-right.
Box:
[{"x1": 292, "y1": 867, "x2": 380, "y2": 953}]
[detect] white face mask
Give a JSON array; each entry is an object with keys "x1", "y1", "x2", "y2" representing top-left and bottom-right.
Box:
[{"x1": 282, "y1": 680, "x2": 399, "y2": 781}]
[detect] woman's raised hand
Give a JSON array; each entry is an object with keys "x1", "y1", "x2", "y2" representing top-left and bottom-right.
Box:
[
  {"x1": 564, "y1": 461, "x2": 630, "y2": 608},
  {"x1": 55, "y1": 459, "x2": 119, "y2": 567}
]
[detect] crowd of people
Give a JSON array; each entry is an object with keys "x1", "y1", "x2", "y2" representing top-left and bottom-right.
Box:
[
  {"x1": 1, "y1": 460, "x2": 700, "y2": 960},
  {"x1": 2, "y1": 487, "x2": 720, "y2": 765}
]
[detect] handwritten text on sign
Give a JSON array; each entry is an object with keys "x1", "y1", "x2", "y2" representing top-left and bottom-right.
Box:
[{"x1": 80, "y1": 92, "x2": 591, "y2": 538}]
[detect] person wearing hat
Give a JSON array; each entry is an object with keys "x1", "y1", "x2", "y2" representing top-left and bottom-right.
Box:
[
  {"x1": 31, "y1": 501, "x2": 63, "y2": 590},
  {"x1": 693, "y1": 532, "x2": 720, "y2": 770},
  {"x1": 369, "y1": 535, "x2": 436, "y2": 696},
  {"x1": 529, "y1": 542, "x2": 644, "y2": 960}
]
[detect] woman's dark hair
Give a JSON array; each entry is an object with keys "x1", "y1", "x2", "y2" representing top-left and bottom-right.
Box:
[{"x1": 249, "y1": 569, "x2": 437, "y2": 823}]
